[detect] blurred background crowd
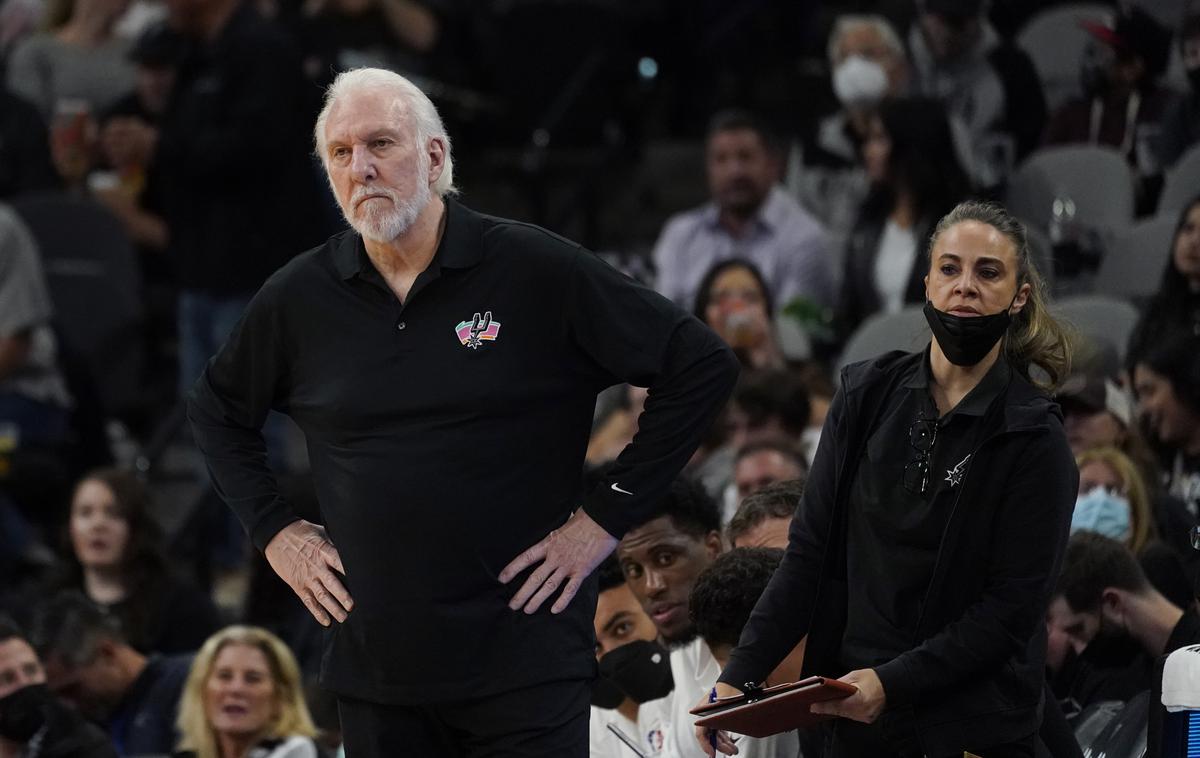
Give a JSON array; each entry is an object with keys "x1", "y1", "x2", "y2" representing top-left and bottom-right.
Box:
[{"x1": 1, "y1": 0, "x2": 1200, "y2": 755}]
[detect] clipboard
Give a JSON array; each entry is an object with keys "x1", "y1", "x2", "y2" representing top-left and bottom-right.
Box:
[{"x1": 688, "y1": 676, "x2": 857, "y2": 738}]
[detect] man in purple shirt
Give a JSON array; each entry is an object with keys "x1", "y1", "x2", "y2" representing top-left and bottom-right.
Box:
[{"x1": 652, "y1": 110, "x2": 833, "y2": 312}]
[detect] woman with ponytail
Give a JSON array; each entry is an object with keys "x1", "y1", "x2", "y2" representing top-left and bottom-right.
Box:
[{"x1": 697, "y1": 201, "x2": 1077, "y2": 758}]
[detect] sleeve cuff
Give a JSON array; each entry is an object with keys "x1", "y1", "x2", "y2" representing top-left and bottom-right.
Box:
[
  {"x1": 581, "y1": 488, "x2": 630, "y2": 541},
  {"x1": 717, "y1": 649, "x2": 770, "y2": 691},
  {"x1": 874, "y1": 656, "x2": 917, "y2": 708},
  {"x1": 250, "y1": 505, "x2": 301, "y2": 554}
]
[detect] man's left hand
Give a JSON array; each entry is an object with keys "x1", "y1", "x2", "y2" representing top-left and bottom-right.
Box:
[
  {"x1": 808, "y1": 668, "x2": 886, "y2": 723},
  {"x1": 500, "y1": 509, "x2": 617, "y2": 614}
]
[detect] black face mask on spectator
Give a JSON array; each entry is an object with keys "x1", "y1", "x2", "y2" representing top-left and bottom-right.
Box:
[
  {"x1": 0, "y1": 684, "x2": 51, "y2": 742},
  {"x1": 591, "y1": 640, "x2": 675, "y2": 709}
]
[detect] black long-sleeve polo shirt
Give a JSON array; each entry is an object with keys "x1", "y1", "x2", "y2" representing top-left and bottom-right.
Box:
[
  {"x1": 842, "y1": 351, "x2": 1009, "y2": 670},
  {"x1": 187, "y1": 199, "x2": 739, "y2": 704}
]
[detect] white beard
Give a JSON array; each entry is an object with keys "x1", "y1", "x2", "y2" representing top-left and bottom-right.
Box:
[{"x1": 343, "y1": 177, "x2": 432, "y2": 242}]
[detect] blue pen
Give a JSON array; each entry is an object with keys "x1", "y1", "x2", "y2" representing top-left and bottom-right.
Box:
[{"x1": 708, "y1": 686, "x2": 718, "y2": 752}]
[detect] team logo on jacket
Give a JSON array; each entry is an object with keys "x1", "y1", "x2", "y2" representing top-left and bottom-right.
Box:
[
  {"x1": 455, "y1": 311, "x2": 501, "y2": 349},
  {"x1": 945, "y1": 454, "x2": 972, "y2": 488}
]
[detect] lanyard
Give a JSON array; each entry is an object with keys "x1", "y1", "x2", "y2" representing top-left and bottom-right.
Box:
[{"x1": 1088, "y1": 92, "x2": 1140, "y2": 157}]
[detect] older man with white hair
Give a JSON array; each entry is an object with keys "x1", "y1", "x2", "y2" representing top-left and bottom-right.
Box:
[{"x1": 187, "y1": 67, "x2": 739, "y2": 757}]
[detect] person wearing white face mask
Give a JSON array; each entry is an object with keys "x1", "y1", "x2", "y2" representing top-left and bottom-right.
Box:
[
  {"x1": 788, "y1": 15, "x2": 908, "y2": 269},
  {"x1": 1071, "y1": 485, "x2": 1132, "y2": 542},
  {"x1": 1072, "y1": 448, "x2": 1149, "y2": 551},
  {"x1": 1067, "y1": 445, "x2": 1196, "y2": 634}
]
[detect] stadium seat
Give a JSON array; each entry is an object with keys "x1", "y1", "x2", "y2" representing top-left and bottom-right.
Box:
[
  {"x1": 1159, "y1": 143, "x2": 1200, "y2": 215},
  {"x1": 1052, "y1": 294, "x2": 1141, "y2": 364},
  {"x1": 836, "y1": 305, "x2": 929, "y2": 376},
  {"x1": 1094, "y1": 214, "x2": 1177, "y2": 301},
  {"x1": 1022, "y1": 217, "x2": 1056, "y2": 291},
  {"x1": 1006, "y1": 145, "x2": 1135, "y2": 238},
  {"x1": 10, "y1": 192, "x2": 145, "y2": 420}
]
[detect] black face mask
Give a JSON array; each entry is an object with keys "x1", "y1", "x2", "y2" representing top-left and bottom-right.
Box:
[
  {"x1": 591, "y1": 639, "x2": 674, "y2": 709},
  {"x1": 923, "y1": 298, "x2": 1014, "y2": 367},
  {"x1": 0, "y1": 684, "x2": 51, "y2": 742},
  {"x1": 1188, "y1": 67, "x2": 1200, "y2": 96},
  {"x1": 590, "y1": 673, "x2": 626, "y2": 710}
]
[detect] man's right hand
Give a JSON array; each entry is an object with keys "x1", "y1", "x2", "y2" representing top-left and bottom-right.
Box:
[{"x1": 264, "y1": 520, "x2": 354, "y2": 626}]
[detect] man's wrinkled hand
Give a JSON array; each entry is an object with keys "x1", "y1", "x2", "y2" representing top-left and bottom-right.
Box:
[
  {"x1": 499, "y1": 509, "x2": 617, "y2": 614},
  {"x1": 264, "y1": 520, "x2": 354, "y2": 626},
  {"x1": 809, "y1": 668, "x2": 883, "y2": 723}
]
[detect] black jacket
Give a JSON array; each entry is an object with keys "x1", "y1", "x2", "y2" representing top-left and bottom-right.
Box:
[
  {"x1": 720, "y1": 350, "x2": 1077, "y2": 754},
  {"x1": 836, "y1": 212, "x2": 934, "y2": 342},
  {"x1": 27, "y1": 696, "x2": 117, "y2": 758}
]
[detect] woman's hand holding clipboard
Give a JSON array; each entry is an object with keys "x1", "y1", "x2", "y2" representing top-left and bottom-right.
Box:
[{"x1": 690, "y1": 675, "x2": 857, "y2": 753}]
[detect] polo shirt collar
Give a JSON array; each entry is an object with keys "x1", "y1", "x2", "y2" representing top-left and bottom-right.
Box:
[
  {"x1": 331, "y1": 195, "x2": 485, "y2": 281},
  {"x1": 905, "y1": 344, "x2": 1011, "y2": 418},
  {"x1": 436, "y1": 196, "x2": 485, "y2": 269}
]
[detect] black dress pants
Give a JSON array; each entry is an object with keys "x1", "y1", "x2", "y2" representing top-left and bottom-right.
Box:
[{"x1": 338, "y1": 678, "x2": 590, "y2": 758}]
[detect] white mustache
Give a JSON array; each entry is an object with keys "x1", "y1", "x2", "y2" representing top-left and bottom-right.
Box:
[{"x1": 351, "y1": 186, "x2": 397, "y2": 207}]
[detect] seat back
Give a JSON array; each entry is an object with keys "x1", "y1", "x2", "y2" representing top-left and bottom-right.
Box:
[
  {"x1": 1022, "y1": 216, "x2": 1056, "y2": 291},
  {"x1": 1095, "y1": 215, "x2": 1177, "y2": 300},
  {"x1": 1051, "y1": 294, "x2": 1141, "y2": 365},
  {"x1": 1006, "y1": 145, "x2": 1135, "y2": 236},
  {"x1": 1159, "y1": 144, "x2": 1200, "y2": 216},
  {"x1": 836, "y1": 305, "x2": 929, "y2": 377},
  {"x1": 10, "y1": 193, "x2": 145, "y2": 418}
]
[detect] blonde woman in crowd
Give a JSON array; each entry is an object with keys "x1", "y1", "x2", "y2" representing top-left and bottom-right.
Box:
[
  {"x1": 175, "y1": 626, "x2": 323, "y2": 758},
  {"x1": 1074, "y1": 446, "x2": 1155, "y2": 555},
  {"x1": 1075, "y1": 445, "x2": 1194, "y2": 609}
]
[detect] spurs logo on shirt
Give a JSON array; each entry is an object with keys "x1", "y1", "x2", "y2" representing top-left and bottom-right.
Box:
[
  {"x1": 945, "y1": 454, "x2": 972, "y2": 488},
  {"x1": 455, "y1": 311, "x2": 501, "y2": 349}
]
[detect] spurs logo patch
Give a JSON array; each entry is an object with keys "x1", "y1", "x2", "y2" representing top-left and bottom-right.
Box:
[{"x1": 455, "y1": 311, "x2": 501, "y2": 349}]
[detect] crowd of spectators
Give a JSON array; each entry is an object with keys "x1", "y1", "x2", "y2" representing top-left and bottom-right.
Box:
[{"x1": 2, "y1": 0, "x2": 1200, "y2": 756}]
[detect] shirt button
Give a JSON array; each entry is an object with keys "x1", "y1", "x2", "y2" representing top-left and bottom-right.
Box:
[{"x1": 397, "y1": 322, "x2": 406, "y2": 331}]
